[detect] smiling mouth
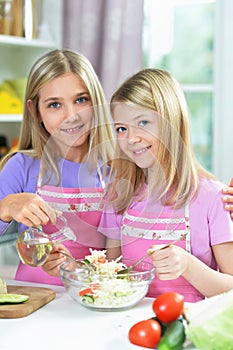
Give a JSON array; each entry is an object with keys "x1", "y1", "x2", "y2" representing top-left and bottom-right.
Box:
[
  {"x1": 60, "y1": 125, "x2": 84, "y2": 134},
  {"x1": 133, "y1": 145, "x2": 152, "y2": 154}
]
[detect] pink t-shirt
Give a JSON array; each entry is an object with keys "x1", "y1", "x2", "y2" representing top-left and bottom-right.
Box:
[{"x1": 99, "y1": 177, "x2": 233, "y2": 271}]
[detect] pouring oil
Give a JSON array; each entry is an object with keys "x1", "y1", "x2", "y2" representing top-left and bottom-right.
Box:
[{"x1": 16, "y1": 237, "x2": 53, "y2": 267}]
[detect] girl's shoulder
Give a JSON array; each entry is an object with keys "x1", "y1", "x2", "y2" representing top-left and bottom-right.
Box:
[
  {"x1": 0, "y1": 153, "x2": 40, "y2": 177},
  {"x1": 0, "y1": 152, "x2": 39, "y2": 194},
  {"x1": 4, "y1": 152, "x2": 39, "y2": 168},
  {"x1": 197, "y1": 176, "x2": 225, "y2": 196},
  {"x1": 191, "y1": 176, "x2": 225, "y2": 211}
]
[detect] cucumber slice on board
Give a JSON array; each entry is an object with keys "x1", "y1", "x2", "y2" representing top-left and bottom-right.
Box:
[{"x1": 0, "y1": 294, "x2": 29, "y2": 304}]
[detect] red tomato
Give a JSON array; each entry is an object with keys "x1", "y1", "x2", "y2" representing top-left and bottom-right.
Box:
[
  {"x1": 79, "y1": 288, "x2": 93, "y2": 296},
  {"x1": 152, "y1": 292, "x2": 184, "y2": 323},
  {"x1": 128, "y1": 319, "x2": 161, "y2": 349},
  {"x1": 79, "y1": 283, "x2": 100, "y2": 296}
]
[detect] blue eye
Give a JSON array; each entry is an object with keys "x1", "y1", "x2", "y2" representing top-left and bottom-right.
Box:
[
  {"x1": 115, "y1": 126, "x2": 127, "y2": 133},
  {"x1": 76, "y1": 96, "x2": 88, "y2": 104},
  {"x1": 139, "y1": 120, "x2": 149, "y2": 127},
  {"x1": 49, "y1": 102, "x2": 60, "y2": 108}
]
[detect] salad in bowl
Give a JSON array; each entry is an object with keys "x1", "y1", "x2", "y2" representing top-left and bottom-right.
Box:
[{"x1": 60, "y1": 249, "x2": 155, "y2": 311}]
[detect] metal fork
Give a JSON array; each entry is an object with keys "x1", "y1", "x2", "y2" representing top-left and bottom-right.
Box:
[{"x1": 58, "y1": 250, "x2": 93, "y2": 270}]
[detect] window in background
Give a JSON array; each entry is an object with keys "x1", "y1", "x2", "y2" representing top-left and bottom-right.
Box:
[{"x1": 143, "y1": 0, "x2": 216, "y2": 171}]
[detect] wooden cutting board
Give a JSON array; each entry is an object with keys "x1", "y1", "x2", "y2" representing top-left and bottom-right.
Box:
[{"x1": 0, "y1": 285, "x2": 56, "y2": 318}]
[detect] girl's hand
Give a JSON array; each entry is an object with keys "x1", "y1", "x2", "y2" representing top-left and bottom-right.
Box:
[
  {"x1": 148, "y1": 244, "x2": 190, "y2": 280},
  {"x1": 222, "y1": 178, "x2": 233, "y2": 218},
  {"x1": 0, "y1": 193, "x2": 58, "y2": 226},
  {"x1": 42, "y1": 244, "x2": 69, "y2": 277}
]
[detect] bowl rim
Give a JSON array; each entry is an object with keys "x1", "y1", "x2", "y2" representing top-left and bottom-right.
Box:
[{"x1": 60, "y1": 258, "x2": 156, "y2": 278}]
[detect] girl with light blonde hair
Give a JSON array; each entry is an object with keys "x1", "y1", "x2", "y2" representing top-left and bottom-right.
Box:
[
  {"x1": 0, "y1": 49, "x2": 115, "y2": 285},
  {"x1": 99, "y1": 68, "x2": 233, "y2": 302}
]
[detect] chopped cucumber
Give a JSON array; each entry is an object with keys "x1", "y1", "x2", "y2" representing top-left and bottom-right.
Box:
[
  {"x1": 82, "y1": 295, "x2": 95, "y2": 304},
  {"x1": 0, "y1": 293, "x2": 29, "y2": 304},
  {"x1": 114, "y1": 291, "x2": 129, "y2": 297}
]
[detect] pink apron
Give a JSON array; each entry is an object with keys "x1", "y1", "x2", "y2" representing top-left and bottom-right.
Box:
[
  {"x1": 121, "y1": 203, "x2": 204, "y2": 302},
  {"x1": 15, "y1": 163, "x2": 106, "y2": 285}
]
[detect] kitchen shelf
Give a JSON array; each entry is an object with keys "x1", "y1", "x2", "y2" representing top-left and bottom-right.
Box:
[
  {"x1": 0, "y1": 0, "x2": 63, "y2": 146},
  {"x1": 0, "y1": 34, "x2": 56, "y2": 49},
  {"x1": 0, "y1": 114, "x2": 22, "y2": 122}
]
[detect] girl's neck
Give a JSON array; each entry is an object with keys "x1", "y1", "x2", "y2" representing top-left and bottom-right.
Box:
[
  {"x1": 57, "y1": 143, "x2": 89, "y2": 163},
  {"x1": 147, "y1": 167, "x2": 155, "y2": 185}
]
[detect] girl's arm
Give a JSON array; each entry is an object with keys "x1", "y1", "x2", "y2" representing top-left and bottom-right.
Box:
[
  {"x1": 182, "y1": 241, "x2": 233, "y2": 297},
  {"x1": 222, "y1": 178, "x2": 233, "y2": 217},
  {"x1": 42, "y1": 243, "x2": 68, "y2": 277},
  {"x1": 149, "y1": 241, "x2": 233, "y2": 298},
  {"x1": 105, "y1": 238, "x2": 121, "y2": 260},
  {"x1": 0, "y1": 193, "x2": 58, "y2": 227}
]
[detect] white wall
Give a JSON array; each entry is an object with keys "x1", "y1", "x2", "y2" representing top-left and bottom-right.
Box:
[
  {"x1": 41, "y1": 0, "x2": 63, "y2": 48},
  {"x1": 213, "y1": 0, "x2": 233, "y2": 184}
]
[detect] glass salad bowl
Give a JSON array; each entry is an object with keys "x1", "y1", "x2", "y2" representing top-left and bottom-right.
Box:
[{"x1": 60, "y1": 250, "x2": 155, "y2": 311}]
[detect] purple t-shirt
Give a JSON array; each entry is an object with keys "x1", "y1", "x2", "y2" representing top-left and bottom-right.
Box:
[
  {"x1": 99, "y1": 177, "x2": 233, "y2": 268},
  {"x1": 0, "y1": 153, "x2": 104, "y2": 236},
  {"x1": 0, "y1": 153, "x2": 107, "y2": 285}
]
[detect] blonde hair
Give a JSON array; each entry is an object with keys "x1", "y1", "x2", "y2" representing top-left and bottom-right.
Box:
[
  {"x1": 0, "y1": 49, "x2": 115, "y2": 182},
  {"x1": 107, "y1": 68, "x2": 214, "y2": 212}
]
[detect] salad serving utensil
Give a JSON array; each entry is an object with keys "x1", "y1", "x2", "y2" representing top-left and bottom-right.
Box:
[
  {"x1": 58, "y1": 250, "x2": 94, "y2": 271},
  {"x1": 117, "y1": 234, "x2": 187, "y2": 275}
]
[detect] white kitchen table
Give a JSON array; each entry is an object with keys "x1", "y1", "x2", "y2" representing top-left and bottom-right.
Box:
[
  {"x1": 0, "y1": 280, "x2": 157, "y2": 350},
  {"x1": 1, "y1": 279, "x2": 195, "y2": 350}
]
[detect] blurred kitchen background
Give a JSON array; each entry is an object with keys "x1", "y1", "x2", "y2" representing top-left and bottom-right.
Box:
[{"x1": 0, "y1": 0, "x2": 232, "y2": 277}]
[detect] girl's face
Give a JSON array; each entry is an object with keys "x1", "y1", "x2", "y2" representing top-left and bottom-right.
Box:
[
  {"x1": 113, "y1": 103, "x2": 160, "y2": 170},
  {"x1": 36, "y1": 72, "x2": 93, "y2": 161}
]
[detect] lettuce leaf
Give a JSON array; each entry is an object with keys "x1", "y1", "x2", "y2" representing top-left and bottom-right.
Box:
[{"x1": 185, "y1": 290, "x2": 233, "y2": 350}]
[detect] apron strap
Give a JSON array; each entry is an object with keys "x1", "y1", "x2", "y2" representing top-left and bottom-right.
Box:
[
  {"x1": 97, "y1": 162, "x2": 105, "y2": 189},
  {"x1": 185, "y1": 202, "x2": 191, "y2": 253}
]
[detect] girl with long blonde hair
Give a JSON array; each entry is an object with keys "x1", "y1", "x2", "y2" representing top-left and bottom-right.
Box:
[
  {"x1": 99, "y1": 68, "x2": 233, "y2": 302},
  {"x1": 0, "y1": 49, "x2": 115, "y2": 285}
]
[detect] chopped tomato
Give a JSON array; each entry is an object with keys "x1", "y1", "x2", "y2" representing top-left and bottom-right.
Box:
[
  {"x1": 79, "y1": 288, "x2": 93, "y2": 297},
  {"x1": 90, "y1": 283, "x2": 100, "y2": 290},
  {"x1": 97, "y1": 256, "x2": 106, "y2": 264},
  {"x1": 79, "y1": 283, "x2": 100, "y2": 296}
]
